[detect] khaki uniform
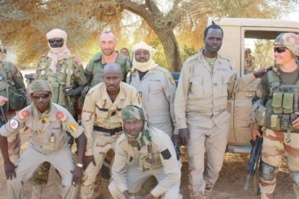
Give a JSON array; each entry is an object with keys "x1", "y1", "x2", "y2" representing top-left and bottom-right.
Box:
[
  {"x1": 108, "y1": 127, "x2": 181, "y2": 199},
  {"x1": 0, "y1": 103, "x2": 84, "y2": 199},
  {"x1": 0, "y1": 61, "x2": 26, "y2": 164},
  {"x1": 174, "y1": 51, "x2": 256, "y2": 196},
  {"x1": 35, "y1": 55, "x2": 88, "y2": 115},
  {"x1": 128, "y1": 66, "x2": 177, "y2": 137},
  {"x1": 80, "y1": 82, "x2": 139, "y2": 199},
  {"x1": 85, "y1": 53, "x2": 131, "y2": 87},
  {"x1": 254, "y1": 68, "x2": 299, "y2": 199}
]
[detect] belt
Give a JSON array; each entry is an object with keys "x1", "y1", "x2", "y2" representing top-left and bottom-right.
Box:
[{"x1": 93, "y1": 126, "x2": 123, "y2": 136}]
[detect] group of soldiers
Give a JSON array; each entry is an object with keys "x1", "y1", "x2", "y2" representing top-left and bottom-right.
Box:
[{"x1": 0, "y1": 23, "x2": 298, "y2": 199}]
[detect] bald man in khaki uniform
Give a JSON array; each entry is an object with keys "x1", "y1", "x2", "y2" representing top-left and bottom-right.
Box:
[
  {"x1": 0, "y1": 79, "x2": 86, "y2": 199},
  {"x1": 80, "y1": 63, "x2": 140, "y2": 199},
  {"x1": 128, "y1": 41, "x2": 177, "y2": 138}
]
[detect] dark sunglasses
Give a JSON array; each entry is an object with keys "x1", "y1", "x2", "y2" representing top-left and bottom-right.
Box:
[
  {"x1": 274, "y1": 47, "x2": 287, "y2": 53},
  {"x1": 31, "y1": 93, "x2": 50, "y2": 99},
  {"x1": 48, "y1": 38, "x2": 63, "y2": 43}
]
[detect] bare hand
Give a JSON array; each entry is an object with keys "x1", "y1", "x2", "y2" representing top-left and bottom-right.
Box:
[
  {"x1": 0, "y1": 96, "x2": 8, "y2": 106},
  {"x1": 292, "y1": 113, "x2": 299, "y2": 128},
  {"x1": 4, "y1": 160, "x2": 17, "y2": 180},
  {"x1": 253, "y1": 66, "x2": 272, "y2": 78},
  {"x1": 172, "y1": 134, "x2": 179, "y2": 143},
  {"x1": 178, "y1": 128, "x2": 190, "y2": 146},
  {"x1": 71, "y1": 166, "x2": 83, "y2": 186},
  {"x1": 83, "y1": 155, "x2": 96, "y2": 171},
  {"x1": 251, "y1": 128, "x2": 262, "y2": 141},
  {"x1": 63, "y1": 86, "x2": 75, "y2": 96}
]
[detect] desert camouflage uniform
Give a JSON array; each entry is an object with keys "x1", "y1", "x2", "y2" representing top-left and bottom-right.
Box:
[
  {"x1": 245, "y1": 54, "x2": 256, "y2": 72},
  {"x1": 108, "y1": 105, "x2": 181, "y2": 199},
  {"x1": 253, "y1": 33, "x2": 299, "y2": 199},
  {"x1": 80, "y1": 82, "x2": 140, "y2": 199},
  {"x1": 128, "y1": 66, "x2": 177, "y2": 137},
  {"x1": 174, "y1": 50, "x2": 257, "y2": 198},
  {"x1": 0, "y1": 61, "x2": 26, "y2": 164},
  {"x1": 30, "y1": 55, "x2": 87, "y2": 190}
]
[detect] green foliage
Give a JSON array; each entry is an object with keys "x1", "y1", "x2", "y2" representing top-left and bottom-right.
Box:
[{"x1": 181, "y1": 45, "x2": 197, "y2": 62}]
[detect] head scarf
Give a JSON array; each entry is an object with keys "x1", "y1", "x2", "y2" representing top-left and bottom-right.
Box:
[
  {"x1": 28, "y1": 79, "x2": 53, "y2": 95},
  {"x1": 131, "y1": 41, "x2": 158, "y2": 72},
  {"x1": 46, "y1": 29, "x2": 71, "y2": 72},
  {"x1": 274, "y1": 33, "x2": 299, "y2": 56}
]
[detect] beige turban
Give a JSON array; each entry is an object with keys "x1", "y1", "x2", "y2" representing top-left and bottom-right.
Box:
[
  {"x1": 46, "y1": 29, "x2": 71, "y2": 72},
  {"x1": 131, "y1": 41, "x2": 158, "y2": 72},
  {"x1": 28, "y1": 79, "x2": 53, "y2": 95}
]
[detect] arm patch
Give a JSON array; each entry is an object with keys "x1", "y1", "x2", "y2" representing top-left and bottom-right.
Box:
[{"x1": 161, "y1": 149, "x2": 172, "y2": 160}]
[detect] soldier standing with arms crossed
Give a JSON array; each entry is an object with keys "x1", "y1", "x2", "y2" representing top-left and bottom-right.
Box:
[
  {"x1": 31, "y1": 28, "x2": 88, "y2": 198},
  {"x1": 80, "y1": 63, "x2": 140, "y2": 199},
  {"x1": 174, "y1": 24, "x2": 268, "y2": 199}
]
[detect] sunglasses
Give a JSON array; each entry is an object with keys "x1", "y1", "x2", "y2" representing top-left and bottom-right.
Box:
[
  {"x1": 274, "y1": 47, "x2": 287, "y2": 53},
  {"x1": 48, "y1": 38, "x2": 63, "y2": 43},
  {"x1": 31, "y1": 93, "x2": 50, "y2": 99}
]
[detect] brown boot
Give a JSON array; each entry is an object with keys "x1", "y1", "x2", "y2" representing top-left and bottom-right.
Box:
[{"x1": 204, "y1": 187, "x2": 215, "y2": 199}]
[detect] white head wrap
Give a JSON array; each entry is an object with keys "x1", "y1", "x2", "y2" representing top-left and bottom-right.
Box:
[
  {"x1": 46, "y1": 29, "x2": 71, "y2": 72},
  {"x1": 131, "y1": 41, "x2": 157, "y2": 72}
]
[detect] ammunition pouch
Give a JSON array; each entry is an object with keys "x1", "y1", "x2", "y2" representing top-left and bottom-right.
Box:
[
  {"x1": 8, "y1": 86, "x2": 26, "y2": 111},
  {"x1": 255, "y1": 103, "x2": 267, "y2": 126}
]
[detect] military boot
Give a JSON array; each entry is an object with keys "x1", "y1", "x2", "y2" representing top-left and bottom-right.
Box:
[
  {"x1": 190, "y1": 191, "x2": 204, "y2": 199},
  {"x1": 31, "y1": 184, "x2": 44, "y2": 199},
  {"x1": 293, "y1": 183, "x2": 299, "y2": 199},
  {"x1": 204, "y1": 187, "x2": 215, "y2": 199}
]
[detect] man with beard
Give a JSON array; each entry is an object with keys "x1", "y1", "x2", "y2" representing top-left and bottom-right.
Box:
[
  {"x1": 80, "y1": 63, "x2": 140, "y2": 199},
  {"x1": 30, "y1": 28, "x2": 88, "y2": 199},
  {"x1": 108, "y1": 105, "x2": 182, "y2": 199},
  {"x1": 174, "y1": 24, "x2": 269, "y2": 199},
  {"x1": 0, "y1": 79, "x2": 86, "y2": 199},
  {"x1": 84, "y1": 32, "x2": 131, "y2": 88}
]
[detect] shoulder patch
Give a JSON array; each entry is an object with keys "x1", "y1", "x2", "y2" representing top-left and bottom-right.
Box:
[
  {"x1": 161, "y1": 149, "x2": 172, "y2": 160},
  {"x1": 56, "y1": 111, "x2": 68, "y2": 122},
  {"x1": 9, "y1": 118, "x2": 19, "y2": 129},
  {"x1": 18, "y1": 109, "x2": 30, "y2": 120},
  {"x1": 67, "y1": 122, "x2": 78, "y2": 133}
]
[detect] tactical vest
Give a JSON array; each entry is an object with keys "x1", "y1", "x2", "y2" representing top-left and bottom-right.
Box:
[
  {"x1": 0, "y1": 62, "x2": 26, "y2": 111},
  {"x1": 263, "y1": 70, "x2": 299, "y2": 132},
  {"x1": 36, "y1": 57, "x2": 75, "y2": 115}
]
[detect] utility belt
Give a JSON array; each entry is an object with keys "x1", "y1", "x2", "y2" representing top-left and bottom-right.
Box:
[{"x1": 93, "y1": 126, "x2": 123, "y2": 136}]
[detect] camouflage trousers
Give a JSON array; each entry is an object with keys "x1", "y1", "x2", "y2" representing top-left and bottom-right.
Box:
[
  {"x1": 80, "y1": 131, "x2": 122, "y2": 199},
  {"x1": 259, "y1": 128, "x2": 299, "y2": 199}
]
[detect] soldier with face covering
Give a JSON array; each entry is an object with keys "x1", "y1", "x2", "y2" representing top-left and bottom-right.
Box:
[
  {"x1": 30, "y1": 28, "x2": 88, "y2": 198},
  {"x1": 0, "y1": 79, "x2": 86, "y2": 199}
]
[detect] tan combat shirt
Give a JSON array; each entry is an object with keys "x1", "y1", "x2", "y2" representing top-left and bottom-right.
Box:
[
  {"x1": 112, "y1": 127, "x2": 181, "y2": 197},
  {"x1": 0, "y1": 103, "x2": 84, "y2": 154},
  {"x1": 129, "y1": 66, "x2": 177, "y2": 137},
  {"x1": 81, "y1": 82, "x2": 140, "y2": 156},
  {"x1": 175, "y1": 51, "x2": 256, "y2": 129}
]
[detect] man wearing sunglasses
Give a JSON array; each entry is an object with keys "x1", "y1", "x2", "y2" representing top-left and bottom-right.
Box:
[
  {"x1": 31, "y1": 28, "x2": 88, "y2": 198},
  {"x1": 0, "y1": 79, "x2": 87, "y2": 199},
  {"x1": 252, "y1": 33, "x2": 299, "y2": 199}
]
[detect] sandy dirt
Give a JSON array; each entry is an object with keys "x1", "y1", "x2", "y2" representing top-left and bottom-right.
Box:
[{"x1": 0, "y1": 128, "x2": 295, "y2": 199}]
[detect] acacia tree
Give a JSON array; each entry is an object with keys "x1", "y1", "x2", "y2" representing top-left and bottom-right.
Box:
[{"x1": 0, "y1": 0, "x2": 295, "y2": 71}]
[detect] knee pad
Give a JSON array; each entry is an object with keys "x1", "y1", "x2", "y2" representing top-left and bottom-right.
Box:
[
  {"x1": 291, "y1": 172, "x2": 299, "y2": 186},
  {"x1": 260, "y1": 162, "x2": 277, "y2": 181}
]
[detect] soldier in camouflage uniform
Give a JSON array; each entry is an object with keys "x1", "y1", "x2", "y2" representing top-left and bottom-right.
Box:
[
  {"x1": 252, "y1": 33, "x2": 299, "y2": 199},
  {"x1": 0, "y1": 79, "x2": 86, "y2": 199},
  {"x1": 30, "y1": 29, "x2": 88, "y2": 198},
  {"x1": 108, "y1": 105, "x2": 182, "y2": 199},
  {"x1": 0, "y1": 39, "x2": 27, "y2": 165},
  {"x1": 244, "y1": 48, "x2": 256, "y2": 73},
  {"x1": 80, "y1": 63, "x2": 140, "y2": 199}
]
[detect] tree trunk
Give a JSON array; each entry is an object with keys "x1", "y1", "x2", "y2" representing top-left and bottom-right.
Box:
[{"x1": 156, "y1": 30, "x2": 182, "y2": 72}]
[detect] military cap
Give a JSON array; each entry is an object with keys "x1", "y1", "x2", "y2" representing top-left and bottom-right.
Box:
[
  {"x1": 121, "y1": 105, "x2": 146, "y2": 120},
  {"x1": 28, "y1": 79, "x2": 53, "y2": 95},
  {"x1": 274, "y1": 33, "x2": 299, "y2": 56}
]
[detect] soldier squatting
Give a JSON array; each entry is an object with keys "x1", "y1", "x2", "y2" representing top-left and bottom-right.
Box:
[{"x1": 0, "y1": 25, "x2": 298, "y2": 199}]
